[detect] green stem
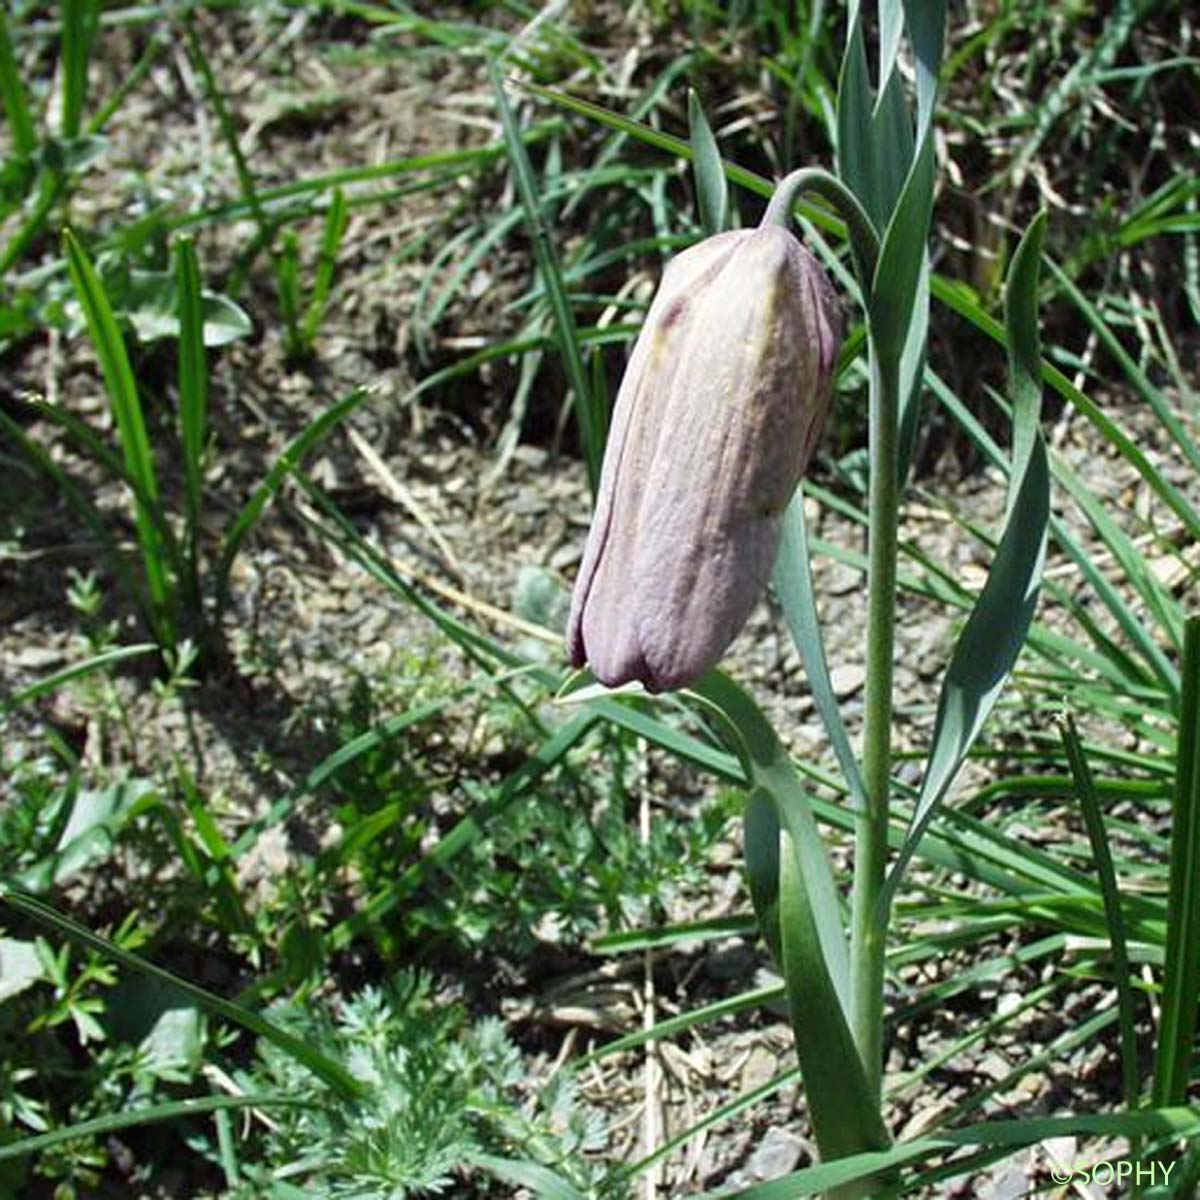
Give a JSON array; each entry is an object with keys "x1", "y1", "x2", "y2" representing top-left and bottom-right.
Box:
[
  {"x1": 764, "y1": 164, "x2": 893, "y2": 1115},
  {"x1": 850, "y1": 342, "x2": 901, "y2": 1104},
  {"x1": 761, "y1": 166, "x2": 879, "y2": 270}
]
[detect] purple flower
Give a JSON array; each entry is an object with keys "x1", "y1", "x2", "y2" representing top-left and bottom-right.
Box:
[{"x1": 567, "y1": 221, "x2": 842, "y2": 692}]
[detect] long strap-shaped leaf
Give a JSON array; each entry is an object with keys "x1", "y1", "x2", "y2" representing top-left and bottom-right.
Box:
[
  {"x1": 490, "y1": 60, "x2": 603, "y2": 497},
  {"x1": 715, "y1": 1106, "x2": 1200, "y2": 1199},
  {"x1": 882, "y1": 213, "x2": 1050, "y2": 910},
  {"x1": 688, "y1": 673, "x2": 888, "y2": 1169},
  {"x1": 64, "y1": 228, "x2": 176, "y2": 650},
  {"x1": 0, "y1": 1094, "x2": 312, "y2": 1166},
  {"x1": 688, "y1": 88, "x2": 727, "y2": 236},
  {"x1": 773, "y1": 492, "x2": 867, "y2": 811},
  {"x1": 175, "y1": 235, "x2": 208, "y2": 617},
  {"x1": 0, "y1": 885, "x2": 364, "y2": 1101},
  {"x1": 1153, "y1": 615, "x2": 1200, "y2": 1106},
  {"x1": 836, "y1": 4, "x2": 940, "y2": 483}
]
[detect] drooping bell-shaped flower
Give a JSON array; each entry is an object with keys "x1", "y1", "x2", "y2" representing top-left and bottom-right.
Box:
[{"x1": 566, "y1": 215, "x2": 841, "y2": 693}]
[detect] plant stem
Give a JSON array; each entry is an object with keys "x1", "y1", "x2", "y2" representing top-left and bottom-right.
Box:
[
  {"x1": 761, "y1": 167, "x2": 879, "y2": 269},
  {"x1": 850, "y1": 342, "x2": 901, "y2": 1103},
  {"x1": 763, "y1": 162, "x2": 893, "y2": 1112}
]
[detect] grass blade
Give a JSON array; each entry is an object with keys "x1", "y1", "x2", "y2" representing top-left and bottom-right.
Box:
[
  {"x1": 468, "y1": 1153, "x2": 588, "y2": 1200},
  {"x1": 301, "y1": 185, "x2": 348, "y2": 349},
  {"x1": 1153, "y1": 615, "x2": 1200, "y2": 1106},
  {"x1": 63, "y1": 227, "x2": 175, "y2": 649},
  {"x1": 175, "y1": 236, "x2": 208, "y2": 619},
  {"x1": 0, "y1": 885, "x2": 365, "y2": 1101},
  {"x1": 0, "y1": 1094, "x2": 312, "y2": 1165},
  {"x1": 215, "y1": 386, "x2": 373, "y2": 610},
  {"x1": 491, "y1": 62, "x2": 603, "y2": 495},
  {"x1": 931, "y1": 273, "x2": 1200, "y2": 542},
  {"x1": 0, "y1": 11, "x2": 35, "y2": 159},
  {"x1": 1049, "y1": 258, "x2": 1200, "y2": 478},
  {"x1": 711, "y1": 1108, "x2": 1200, "y2": 1199},
  {"x1": 60, "y1": 0, "x2": 95, "y2": 139},
  {"x1": 1059, "y1": 711, "x2": 1142, "y2": 1110},
  {"x1": 2, "y1": 643, "x2": 158, "y2": 710}
]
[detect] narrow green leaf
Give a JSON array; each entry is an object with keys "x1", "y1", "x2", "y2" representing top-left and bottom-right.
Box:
[
  {"x1": 835, "y1": 15, "x2": 879, "y2": 226},
  {"x1": 87, "y1": 26, "x2": 161, "y2": 138},
  {"x1": 902, "y1": 0, "x2": 947, "y2": 135},
  {"x1": 623, "y1": 1066, "x2": 801, "y2": 1184},
  {"x1": 329, "y1": 712, "x2": 595, "y2": 948},
  {"x1": 868, "y1": 130, "x2": 934, "y2": 363},
  {"x1": 223, "y1": 683, "x2": 482, "y2": 875},
  {"x1": 60, "y1": 0, "x2": 93, "y2": 140},
  {"x1": 0, "y1": 886, "x2": 365, "y2": 1101},
  {"x1": 1, "y1": 644, "x2": 158, "y2": 710},
  {"x1": 1153, "y1": 615, "x2": 1200, "y2": 1106},
  {"x1": 778, "y1": 816, "x2": 889, "y2": 1165},
  {"x1": 1049, "y1": 258, "x2": 1200, "y2": 479},
  {"x1": 0, "y1": 12, "x2": 35, "y2": 159},
  {"x1": 184, "y1": 15, "x2": 267, "y2": 237},
  {"x1": 885, "y1": 214, "x2": 1049, "y2": 904},
  {"x1": 521, "y1": 81, "x2": 843, "y2": 240},
  {"x1": 710, "y1": 1107, "x2": 1200, "y2": 1200},
  {"x1": 877, "y1": 0, "x2": 904, "y2": 97},
  {"x1": 690, "y1": 674, "x2": 847, "y2": 991},
  {"x1": 0, "y1": 1094, "x2": 311, "y2": 1165},
  {"x1": 929, "y1": 371, "x2": 1180, "y2": 696},
  {"x1": 64, "y1": 227, "x2": 175, "y2": 649},
  {"x1": 772, "y1": 491, "x2": 867, "y2": 808},
  {"x1": 491, "y1": 63, "x2": 602, "y2": 495},
  {"x1": 301, "y1": 185, "x2": 348, "y2": 348},
  {"x1": 871, "y1": 64, "x2": 916, "y2": 225},
  {"x1": 688, "y1": 87, "x2": 727, "y2": 235},
  {"x1": 895, "y1": 259, "x2": 929, "y2": 483},
  {"x1": 1059, "y1": 711, "x2": 1141, "y2": 1110},
  {"x1": 175, "y1": 236, "x2": 207, "y2": 613},
  {"x1": 581, "y1": 983, "x2": 782, "y2": 1067},
  {"x1": 468, "y1": 1153, "x2": 588, "y2": 1200},
  {"x1": 688, "y1": 673, "x2": 887, "y2": 1167},
  {"x1": 215, "y1": 386, "x2": 373, "y2": 610},
  {"x1": 931, "y1": 273, "x2": 1200, "y2": 543},
  {"x1": 836, "y1": 11, "x2": 913, "y2": 245},
  {"x1": 276, "y1": 228, "x2": 302, "y2": 354}
]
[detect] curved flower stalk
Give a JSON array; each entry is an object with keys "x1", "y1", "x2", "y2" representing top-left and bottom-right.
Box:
[{"x1": 566, "y1": 211, "x2": 843, "y2": 692}]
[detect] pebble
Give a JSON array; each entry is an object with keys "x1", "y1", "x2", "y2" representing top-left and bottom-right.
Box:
[
  {"x1": 744, "y1": 1127, "x2": 804, "y2": 1181},
  {"x1": 827, "y1": 562, "x2": 863, "y2": 596},
  {"x1": 738, "y1": 1044, "x2": 778, "y2": 1095},
  {"x1": 830, "y1": 663, "x2": 867, "y2": 698},
  {"x1": 979, "y1": 1166, "x2": 1029, "y2": 1200}
]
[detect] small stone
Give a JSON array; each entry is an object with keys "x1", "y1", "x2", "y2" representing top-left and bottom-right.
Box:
[
  {"x1": 745, "y1": 1127, "x2": 804, "y2": 1181},
  {"x1": 510, "y1": 487, "x2": 548, "y2": 515},
  {"x1": 738, "y1": 1044, "x2": 778, "y2": 1095},
  {"x1": 979, "y1": 1167, "x2": 1028, "y2": 1200},
  {"x1": 978, "y1": 1051, "x2": 1011, "y2": 1082},
  {"x1": 830, "y1": 663, "x2": 866, "y2": 698},
  {"x1": 827, "y1": 562, "x2": 861, "y2": 596},
  {"x1": 996, "y1": 991, "x2": 1022, "y2": 1018},
  {"x1": 898, "y1": 1098, "x2": 958, "y2": 1141}
]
